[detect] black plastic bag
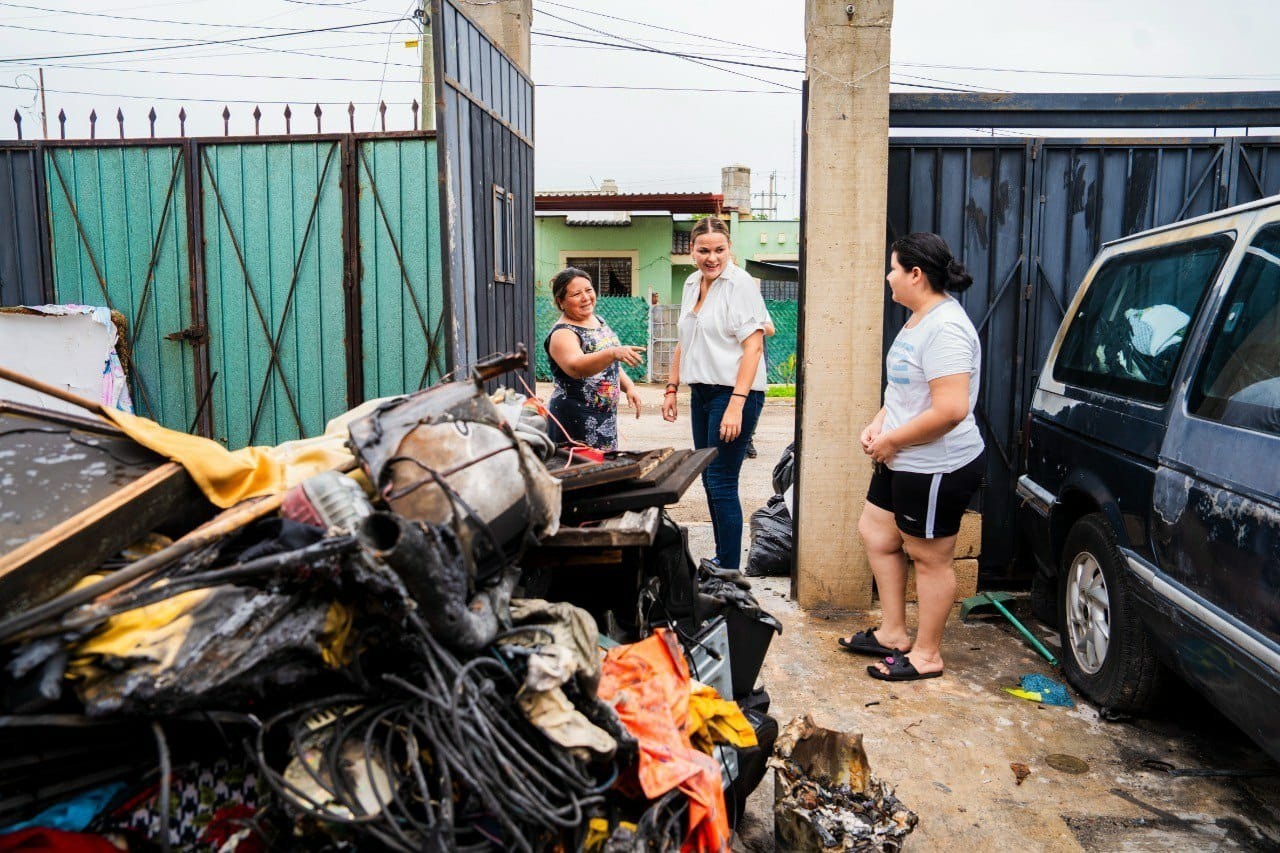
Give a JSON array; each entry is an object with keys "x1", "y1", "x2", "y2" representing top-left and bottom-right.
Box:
[
  {"x1": 772, "y1": 442, "x2": 795, "y2": 496},
  {"x1": 745, "y1": 494, "x2": 792, "y2": 578}
]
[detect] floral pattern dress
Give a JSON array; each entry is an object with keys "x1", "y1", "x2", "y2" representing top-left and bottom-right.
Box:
[{"x1": 544, "y1": 319, "x2": 623, "y2": 450}]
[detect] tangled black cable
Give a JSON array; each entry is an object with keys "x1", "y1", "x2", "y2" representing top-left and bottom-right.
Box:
[{"x1": 252, "y1": 614, "x2": 612, "y2": 852}]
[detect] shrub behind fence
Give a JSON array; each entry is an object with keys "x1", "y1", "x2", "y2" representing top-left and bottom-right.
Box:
[{"x1": 534, "y1": 296, "x2": 799, "y2": 385}]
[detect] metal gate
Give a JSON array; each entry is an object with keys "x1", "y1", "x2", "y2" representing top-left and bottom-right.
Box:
[
  {"x1": 0, "y1": 147, "x2": 48, "y2": 306},
  {"x1": 44, "y1": 143, "x2": 200, "y2": 432},
  {"x1": 884, "y1": 135, "x2": 1280, "y2": 572},
  {"x1": 648, "y1": 304, "x2": 679, "y2": 384}
]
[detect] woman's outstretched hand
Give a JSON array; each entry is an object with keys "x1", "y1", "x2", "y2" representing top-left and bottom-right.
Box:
[{"x1": 611, "y1": 345, "x2": 646, "y2": 367}]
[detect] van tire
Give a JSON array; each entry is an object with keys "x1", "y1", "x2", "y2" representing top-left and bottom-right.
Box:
[{"x1": 1057, "y1": 514, "x2": 1163, "y2": 713}]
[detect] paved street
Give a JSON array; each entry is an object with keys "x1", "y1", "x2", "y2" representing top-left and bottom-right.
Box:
[{"x1": 551, "y1": 382, "x2": 1280, "y2": 851}]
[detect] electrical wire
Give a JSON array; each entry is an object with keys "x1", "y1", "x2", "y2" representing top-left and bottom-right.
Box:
[
  {"x1": 535, "y1": 0, "x2": 803, "y2": 61},
  {"x1": 0, "y1": 15, "x2": 409, "y2": 63},
  {"x1": 532, "y1": 8, "x2": 800, "y2": 92},
  {"x1": 0, "y1": 0, "x2": 300, "y2": 31}
]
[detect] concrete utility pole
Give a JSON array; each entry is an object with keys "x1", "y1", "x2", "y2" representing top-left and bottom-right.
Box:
[
  {"x1": 461, "y1": 0, "x2": 532, "y2": 75},
  {"x1": 419, "y1": 5, "x2": 435, "y2": 131},
  {"x1": 795, "y1": 0, "x2": 894, "y2": 609}
]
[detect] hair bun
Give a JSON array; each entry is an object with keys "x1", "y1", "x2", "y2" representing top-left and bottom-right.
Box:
[{"x1": 944, "y1": 258, "x2": 974, "y2": 293}]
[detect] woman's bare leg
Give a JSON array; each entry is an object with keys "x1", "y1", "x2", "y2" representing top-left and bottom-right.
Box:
[
  {"x1": 854, "y1": 503, "x2": 912, "y2": 652},
  {"x1": 872, "y1": 532, "x2": 956, "y2": 676}
]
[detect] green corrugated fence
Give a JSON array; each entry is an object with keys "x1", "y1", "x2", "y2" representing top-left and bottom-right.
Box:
[{"x1": 534, "y1": 295, "x2": 799, "y2": 385}]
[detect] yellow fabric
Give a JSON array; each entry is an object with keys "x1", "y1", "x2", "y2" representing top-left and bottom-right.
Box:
[
  {"x1": 69, "y1": 576, "x2": 213, "y2": 674},
  {"x1": 103, "y1": 397, "x2": 390, "y2": 509},
  {"x1": 582, "y1": 818, "x2": 637, "y2": 853},
  {"x1": 320, "y1": 602, "x2": 355, "y2": 669},
  {"x1": 686, "y1": 681, "x2": 758, "y2": 755}
]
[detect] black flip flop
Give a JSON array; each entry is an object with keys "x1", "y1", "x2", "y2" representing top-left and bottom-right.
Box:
[
  {"x1": 866, "y1": 654, "x2": 942, "y2": 682},
  {"x1": 838, "y1": 627, "x2": 904, "y2": 658}
]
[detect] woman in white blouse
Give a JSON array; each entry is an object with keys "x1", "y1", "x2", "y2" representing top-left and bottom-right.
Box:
[{"x1": 662, "y1": 216, "x2": 769, "y2": 570}]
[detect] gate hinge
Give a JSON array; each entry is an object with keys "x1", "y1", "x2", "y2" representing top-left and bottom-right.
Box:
[{"x1": 166, "y1": 323, "x2": 209, "y2": 345}]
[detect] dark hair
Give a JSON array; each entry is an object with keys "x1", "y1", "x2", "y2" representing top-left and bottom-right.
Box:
[
  {"x1": 690, "y1": 215, "x2": 732, "y2": 246},
  {"x1": 551, "y1": 267, "x2": 592, "y2": 308},
  {"x1": 890, "y1": 232, "x2": 973, "y2": 293}
]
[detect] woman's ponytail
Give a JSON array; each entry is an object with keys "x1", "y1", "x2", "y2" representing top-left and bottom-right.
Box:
[
  {"x1": 891, "y1": 232, "x2": 972, "y2": 294},
  {"x1": 944, "y1": 258, "x2": 974, "y2": 293}
]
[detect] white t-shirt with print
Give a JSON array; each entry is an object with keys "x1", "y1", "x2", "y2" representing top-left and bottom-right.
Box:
[
  {"x1": 677, "y1": 262, "x2": 770, "y2": 391},
  {"x1": 882, "y1": 297, "x2": 984, "y2": 473}
]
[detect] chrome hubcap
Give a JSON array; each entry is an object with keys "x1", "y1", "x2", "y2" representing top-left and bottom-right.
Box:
[{"x1": 1066, "y1": 551, "x2": 1110, "y2": 675}]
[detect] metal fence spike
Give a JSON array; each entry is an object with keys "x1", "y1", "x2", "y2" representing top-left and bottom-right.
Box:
[
  {"x1": 314, "y1": 103, "x2": 322, "y2": 133},
  {"x1": 148, "y1": 107, "x2": 157, "y2": 138},
  {"x1": 178, "y1": 107, "x2": 187, "y2": 137},
  {"x1": 284, "y1": 104, "x2": 292, "y2": 134},
  {"x1": 222, "y1": 105, "x2": 230, "y2": 136},
  {"x1": 12, "y1": 110, "x2": 20, "y2": 141},
  {"x1": 89, "y1": 109, "x2": 97, "y2": 140},
  {"x1": 412, "y1": 99, "x2": 419, "y2": 131},
  {"x1": 379, "y1": 100, "x2": 387, "y2": 132},
  {"x1": 117, "y1": 107, "x2": 125, "y2": 139},
  {"x1": 348, "y1": 101, "x2": 356, "y2": 132},
  {"x1": 58, "y1": 108, "x2": 66, "y2": 139},
  {"x1": 253, "y1": 105, "x2": 262, "y2": 135}
]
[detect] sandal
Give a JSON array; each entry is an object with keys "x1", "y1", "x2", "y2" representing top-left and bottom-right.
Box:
[
  {"x1": 838, "y1": 627, "x2": 906, "y2": 658},
  {"x1": 866, "y1": 654, "x2": 942, "y2": 682}
]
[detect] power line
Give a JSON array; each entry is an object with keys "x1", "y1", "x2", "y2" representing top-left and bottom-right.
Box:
[
  {"x1": 534, "y1": 0, "x2": 803, "y2": 60},
  {"x1": 0, "y1": 80, "x2": 415, "y2": 106},
  {"x1": 532, "y1": 8, "x2": 801, "y2": 92},
  {"x1": 894, "y1": 60, "x2": 1280, "y2": 82},
  {"x1": 0, "y1": 1, "x2": 298, "y2": 31},
  {"x1": 531, "y1": 28, "x2": 804, "y2": 76},
  {"x1": 0, "y1": 15, "x2": 408, "y2": 63}
]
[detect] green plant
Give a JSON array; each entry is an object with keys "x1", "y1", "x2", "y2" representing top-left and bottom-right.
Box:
[{"x1": 775, "y1": 353, "x2": 797, "y2": 386}]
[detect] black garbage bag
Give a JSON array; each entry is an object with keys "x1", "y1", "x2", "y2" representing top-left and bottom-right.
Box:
[
  {"x1": 772, "y1": 442, "x2": 795, "y2": 495},
  {"x1": 745, "y1": 494, "x2": 792, "y2": 578}
]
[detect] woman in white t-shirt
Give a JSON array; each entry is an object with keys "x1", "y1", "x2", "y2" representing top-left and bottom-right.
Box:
[
  {"x1": 662, "y1": 216, "x2": 770, "y2": 570},
  {"x1": 838, "y1": 232, "x2": 986, "y2": 682}
]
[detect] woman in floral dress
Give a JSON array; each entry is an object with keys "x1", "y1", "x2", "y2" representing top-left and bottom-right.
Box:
[{"x1": 544, "y1": 267, "x2": 645, "y2": 450}]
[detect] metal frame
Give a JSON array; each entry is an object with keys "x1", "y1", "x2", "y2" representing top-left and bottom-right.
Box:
[{"x1": 889, "y1": 91, "x2": 1280, "y2": 129}]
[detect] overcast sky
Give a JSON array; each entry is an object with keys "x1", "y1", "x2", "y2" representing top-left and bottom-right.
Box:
[{"x1": 2, "y1": 0, "x2": 1277, "y2": 218}]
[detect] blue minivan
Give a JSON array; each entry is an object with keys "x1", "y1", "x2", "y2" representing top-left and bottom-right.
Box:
[{"x1": 1018, "y1": 196, "x2": 1280, "y2": 762}]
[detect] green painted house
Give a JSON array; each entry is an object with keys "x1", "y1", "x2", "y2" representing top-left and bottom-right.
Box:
[{"x1": 535, "y1": 171, "x2": 799, "y2": 305}]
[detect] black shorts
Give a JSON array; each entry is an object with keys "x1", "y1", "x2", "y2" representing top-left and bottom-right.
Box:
[{"x1": 866, "y1": 452, "x2": 985, "y2": 539}]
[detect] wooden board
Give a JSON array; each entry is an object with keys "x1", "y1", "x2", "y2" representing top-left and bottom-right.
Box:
[
  {"x1": 562, "y1": 448, "x2": 717, "y2": 522},
  {"x1": 0, "y1": 406, "x2": 210, "y2": 618},
  {"x1": 538, "y1": 507, "x2": 661, "y2": 548}
]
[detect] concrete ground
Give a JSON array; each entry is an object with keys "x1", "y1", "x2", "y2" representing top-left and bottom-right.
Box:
[{"x1": 556, "y1": 382, "x2": 1280, "y2": 851}]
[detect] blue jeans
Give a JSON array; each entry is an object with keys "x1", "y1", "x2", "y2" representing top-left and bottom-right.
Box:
[{"x1": 689, "y1": 383, "x2": 765, "y2": 570}]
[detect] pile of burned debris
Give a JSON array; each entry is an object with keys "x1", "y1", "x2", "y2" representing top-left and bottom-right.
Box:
[{"x1": 0, "y1": 350, "x2": 783, "y2": 852}]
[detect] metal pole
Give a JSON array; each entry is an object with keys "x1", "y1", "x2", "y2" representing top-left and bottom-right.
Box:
[
  {"x1": 420, "y1": 3, "x2": 436, "y2": 132},
  {"x1": 38, "y1": 67, "x2": 47, "y2": 139}
]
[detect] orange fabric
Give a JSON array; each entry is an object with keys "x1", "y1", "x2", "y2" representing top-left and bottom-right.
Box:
[{"x1": 598, "y1": 630, "x2": 730, "y2": 852}]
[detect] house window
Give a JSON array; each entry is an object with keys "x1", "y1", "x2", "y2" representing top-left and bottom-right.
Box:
[
  {"x1": 493, "y1": 184, "x2": 515, "y2": 283},
  {"x1": 672, "y1": 231, "x2": 691, "y2": 255},
  {"x1": 567, "y1": 256, "x2": 633, "y2": 297}
]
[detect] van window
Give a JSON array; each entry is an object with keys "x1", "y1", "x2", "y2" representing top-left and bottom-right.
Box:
[
  {"x1": 1053, "y1": 234, "x2": 1233, "y2": 403},
  {"x1": 1190, "y1": 224, "x2": 1280, "y2": 438}
]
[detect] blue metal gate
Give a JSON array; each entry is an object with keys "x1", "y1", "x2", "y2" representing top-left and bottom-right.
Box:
[{"x1": 884, "y1": 135, "x2": 1280, "y2": 572}]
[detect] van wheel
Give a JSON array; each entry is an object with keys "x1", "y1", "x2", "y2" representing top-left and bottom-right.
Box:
[{"x1": 1058, "y1": 514, "x2": 1163, "y2": 713}]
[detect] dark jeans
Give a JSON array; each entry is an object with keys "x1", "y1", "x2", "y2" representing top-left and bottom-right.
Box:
[{"x1": 689, "y1": 383, "x2": 765, "y2": 569}]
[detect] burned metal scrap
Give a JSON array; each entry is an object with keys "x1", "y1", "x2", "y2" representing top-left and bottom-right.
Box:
[
  {"x1": 0, "y1": 351, "x2": 782, "y2": 852},
  {"x1": 770, "y1": 715, "x2": 918, "y2": 852}
]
